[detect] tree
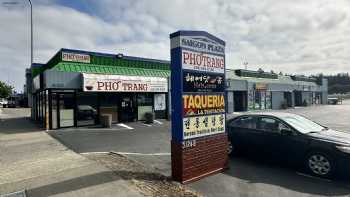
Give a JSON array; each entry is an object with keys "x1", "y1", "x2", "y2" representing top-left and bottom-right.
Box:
[{"x1": 0, "y1": 81, "x2": 13, "y2": 98}]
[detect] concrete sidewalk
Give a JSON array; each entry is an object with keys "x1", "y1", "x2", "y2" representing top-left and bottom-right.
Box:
[{"x1": 0, "y1": 109, "x2": 142, "y2": 197}]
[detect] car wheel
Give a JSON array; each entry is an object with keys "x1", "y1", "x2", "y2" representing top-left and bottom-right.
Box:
[{"x1": 305, "y1": 152, "x2": 334, "y2": 178}]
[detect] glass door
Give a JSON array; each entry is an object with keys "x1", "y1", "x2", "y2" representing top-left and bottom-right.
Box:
[
  {"x1": 51, "y1": 93, "x2": 58, "y2": 129},
  {"x1": 58, "y1": 93, "x2": 75, "y2": 128},
  {"x1": 119, "y1": 93, "x2": 136, "y2": 122}
]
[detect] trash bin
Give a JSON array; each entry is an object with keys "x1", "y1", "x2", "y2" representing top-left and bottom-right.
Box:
[
  {"x1": 144, "y1": 112, "x2": 154, "y2": 124},
  {"x1": 100, "y1": 114, "x2": 112, "y2": 128}
]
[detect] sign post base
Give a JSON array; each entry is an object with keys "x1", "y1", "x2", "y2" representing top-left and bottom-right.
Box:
[{"x1": 171, "y1": 133, "x2": 229, "y2": 184}]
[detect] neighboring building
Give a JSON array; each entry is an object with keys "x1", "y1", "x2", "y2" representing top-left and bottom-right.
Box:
[
  {"x1": 30, "y1": 48, "x2": 170, "y2": 129},
  {"x1": 226, "y1": 69, "x2": 328, "y2": 113}
]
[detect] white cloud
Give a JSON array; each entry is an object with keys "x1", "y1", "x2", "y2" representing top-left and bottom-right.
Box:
[{"x1": 0, "y1": 0, "x2": 349, "y2": 91}]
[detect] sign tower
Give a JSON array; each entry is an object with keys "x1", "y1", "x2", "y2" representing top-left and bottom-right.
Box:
[{"x1": 170, "y1": 31, "x2": 228, "y2": 183}]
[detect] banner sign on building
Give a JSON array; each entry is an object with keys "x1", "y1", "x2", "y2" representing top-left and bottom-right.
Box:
[
  {"x1": 83, "y1": 73, "x2": 168, "y2": 92},
  {"x1": 62, "y1": 52, "x2": 91, "y2": 63},
  {"x1": 255, "y1": 83, "x2": 268, "y2": 90},
  {"x1": 170, "y1": 30, "x2": 228, "y2": 183}
]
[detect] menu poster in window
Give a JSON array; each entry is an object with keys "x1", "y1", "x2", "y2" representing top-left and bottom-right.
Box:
[{"x1": 154, "y1": 94, "x2": 166, "y2": 111}]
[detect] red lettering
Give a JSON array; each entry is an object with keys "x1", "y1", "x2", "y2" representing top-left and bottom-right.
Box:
[
  {"x1": 105, "y1": 82, "x2": 112, "y2": 90},
  {"x1": 128, "y1": 84, "x2": 133, "y2": 90},
  {"x1": 195, "y1": 54, "x2": 202, "y2": 65},
  {"x1": 112, "y1": 81, "x2": 120, "y2": 90},
  {"x1": 122, "y1": 83, "x2": 128, "y2": 91},
  {"x1": 183, "y1": 52, "x2": 189, "y2": 64},
  {"x1": 189, "y1": 53, "x2": 195, "y2": 65},
  {"x1": 97, "y1": 82, "x2": 104, "y2": 90}
]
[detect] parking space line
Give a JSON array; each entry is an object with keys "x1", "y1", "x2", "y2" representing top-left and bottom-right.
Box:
[
  {"x1": 154, "y1": 120, "x2": 163, "y2": 125},
  {"x1": 111, "y1": 151, "x2": 170, "y2": 156},
  {"x1": 142, "y1": 123, "x2": 152, "y2": 127},
  {"x1": 117, "y1": 123, "x2": 134, "y2": 130}
]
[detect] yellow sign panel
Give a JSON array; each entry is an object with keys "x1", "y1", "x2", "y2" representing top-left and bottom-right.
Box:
[{"x1": 183, "y1": 114, "x2": 225, "y2": 139}]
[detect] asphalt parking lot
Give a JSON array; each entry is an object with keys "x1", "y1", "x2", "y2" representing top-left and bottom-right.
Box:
[{"x1": 50, "y1": 100, "x2": 350, "y2": 197}]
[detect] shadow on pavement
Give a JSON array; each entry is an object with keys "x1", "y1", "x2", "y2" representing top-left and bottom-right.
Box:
[
  {"x1": 0, "y1": 117, "x2": 42, "y2": 134},
  {"x1": 25, "y1": 169, "x2": 169, "y2": 197},
  {"x1": 223, "y1": 156, "x2": 350, "y2": 196},
  {"x1": 26, "y1": 170, "x2": 121, "y2": 197}
]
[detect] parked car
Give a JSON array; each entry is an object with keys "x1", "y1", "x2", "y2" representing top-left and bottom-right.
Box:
[
  {"x1": 328, "y1": 98, "x2": 339, "y2": 105},
  {"x1": 77, "y1": 105, "x2": 97, "y2": 120},
  {"x1": 227, "y1": 112, "x2": 350, "y2": 178},
  {"x1": 0, "y1": 98, "x2": 8, "y2": 107},
  {"x1": 5, "y1": 97, "x2": 17, "y2": 108}
]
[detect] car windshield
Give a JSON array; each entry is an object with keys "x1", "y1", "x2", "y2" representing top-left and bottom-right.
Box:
[{"x1": 281, "y1": 115, "x2": 325, "y2": 134}]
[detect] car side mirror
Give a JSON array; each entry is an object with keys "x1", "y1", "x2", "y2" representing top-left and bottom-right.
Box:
[{"x1": 281, "y1": 129, "x2": 293, "y2": 136}]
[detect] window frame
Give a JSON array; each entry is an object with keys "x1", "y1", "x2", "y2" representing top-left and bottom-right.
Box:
[
  {"x1": 256, "y1": 115, "x2": 294, "y2": 134},
  {"x1": 229, "y1": 115, "x2": 257, "y2": 130}
]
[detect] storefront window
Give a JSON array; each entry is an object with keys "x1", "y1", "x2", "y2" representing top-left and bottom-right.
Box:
[
  {"x1": 249, "y1": 90, "x2": 272, "y2": 111},
  {"x1": 261, "y1": 91, "x2": 266, "y2": 110},
  {"x1": 77, "y1": 92, "x2": 98, "y2": 126},
  {"x1": 265, "y1": 91, "x2": 272, "y2": 109},
  {"x1": 137, "y1": 93, "x2": 153, "y2": 120},
  {"x1": 248, "y1": 90, "x2": 255, "y2": 110},
  {"x1": 254, "y1": 91, "x2": 261, "y2": 110}
]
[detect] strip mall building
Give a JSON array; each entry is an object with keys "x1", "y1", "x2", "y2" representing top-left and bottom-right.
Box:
[
  {"x1": 27, "y1": 48, "x2": 328, "y2": 129},
  {"x1": 29, "y1": 49, "x2": 170, "y2": 129}
]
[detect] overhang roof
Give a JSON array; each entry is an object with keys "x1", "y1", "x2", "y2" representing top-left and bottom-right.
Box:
[{"x1": 52, "y1": 62, "x2": 170, "y2": 78}]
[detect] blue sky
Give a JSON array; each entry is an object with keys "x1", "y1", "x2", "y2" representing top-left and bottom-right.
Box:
[{"x1": 0, "y1": 0, "x2": 350, "y2": 91}]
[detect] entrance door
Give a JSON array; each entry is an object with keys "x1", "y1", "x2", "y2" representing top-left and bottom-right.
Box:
[
  {"x1": 58, "y1": 93, "x2": 75, "y2": 128},
  {"x1": 284, "y1": 92, "x2": 292, "y2": 107},
  {"x1": 294, "y1": 91, "x2": 302, "y2": 106},
  {"x1": 119, "y1": 94, "x2": 136, "y2": 122},
  {"x1": 234, "y1": 91, "x2": 247, "y2": 112}
]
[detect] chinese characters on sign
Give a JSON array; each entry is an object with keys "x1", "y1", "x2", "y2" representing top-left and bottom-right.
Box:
[{"x1": 183, "y1": 71, "x2": 225, "y2": 92}]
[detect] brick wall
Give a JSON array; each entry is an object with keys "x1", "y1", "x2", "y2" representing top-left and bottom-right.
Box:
[{"x1": 171, "y1": 133, "x2": 229, "y2": 183}]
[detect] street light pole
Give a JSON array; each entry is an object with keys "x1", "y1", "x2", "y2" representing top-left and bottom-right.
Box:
[
  {"x1": 2, "y1": 1, "x2": 32, "y2": 65},
  {"x1": 28, "y1": 0, "x2": 33, "y2": 66}
]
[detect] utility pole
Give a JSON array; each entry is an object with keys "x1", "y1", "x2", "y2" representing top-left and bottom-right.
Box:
[
  {"x1": 28, "y1": 0, "x2": 33, "y2": 65},
  {"x1": 2, "y1": 0, "x2": 33, "y2": 65}
]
